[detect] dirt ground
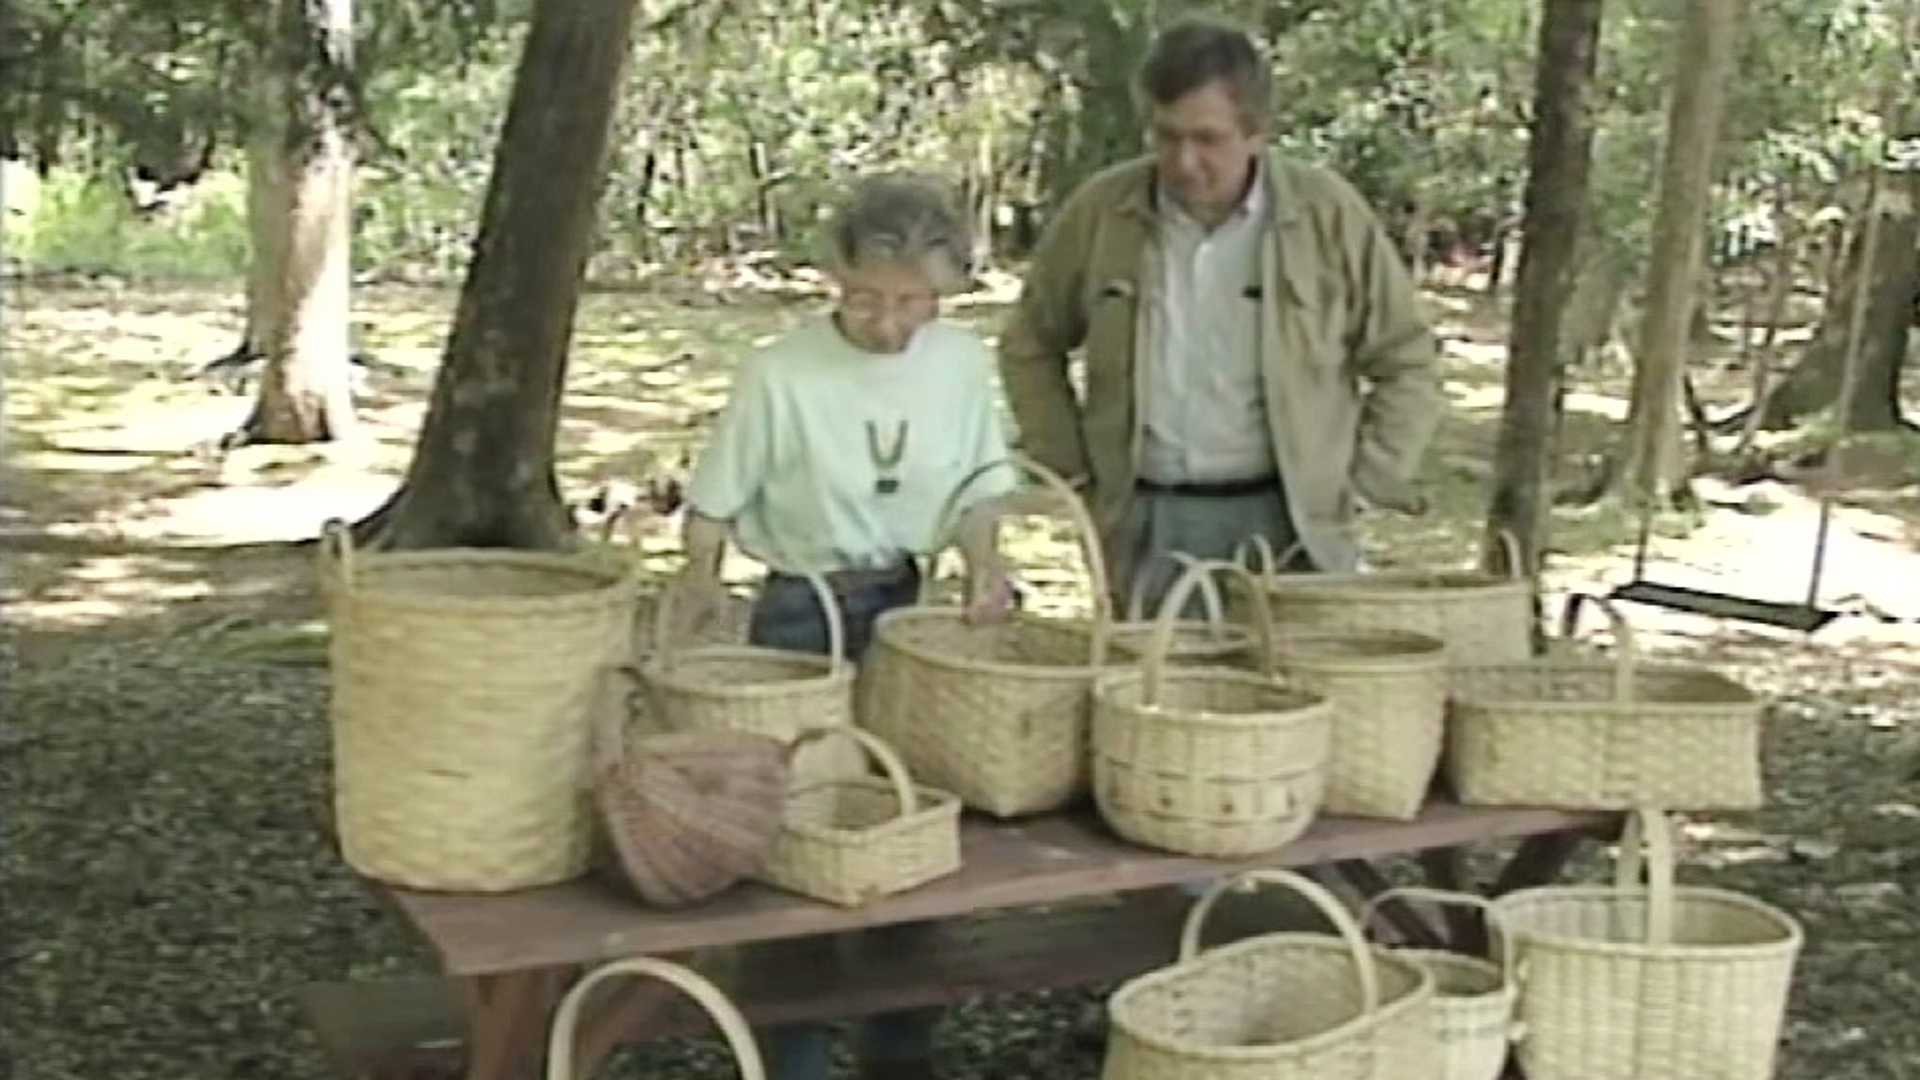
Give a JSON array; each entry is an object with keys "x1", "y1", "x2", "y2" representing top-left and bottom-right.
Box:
[{"x1": 3, "y1": 276, "x2": 1918, "y2": 1079}]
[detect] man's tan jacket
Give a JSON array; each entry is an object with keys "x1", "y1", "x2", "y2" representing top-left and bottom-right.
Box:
[{"x1": 997, "y1": 150, "x2": 1446, "y2": 572}]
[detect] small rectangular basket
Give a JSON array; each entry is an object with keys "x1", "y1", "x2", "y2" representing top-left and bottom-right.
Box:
[
  {"x1": 1447, "y1": 594, "x2": 1765, "y2": 811},
  {"x1": 756, "y1": 726, "x2": 962, "y2": 907},
  {"x1": 1491, "y1": 809, "x2": 1803, "y2": 1080}
]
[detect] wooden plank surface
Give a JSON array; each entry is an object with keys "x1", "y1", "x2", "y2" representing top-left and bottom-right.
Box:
[
  {"x1": 303, "y1": 900, "x2": 1184, "y2": 1076},
  {"x1": 380, "y1": 802, "x2": 1610, "y2": 976}
]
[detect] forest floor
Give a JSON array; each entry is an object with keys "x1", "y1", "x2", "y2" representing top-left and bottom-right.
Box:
[{"x1": 4, "y1": 273, "x2": 1919, "y2": 1079}]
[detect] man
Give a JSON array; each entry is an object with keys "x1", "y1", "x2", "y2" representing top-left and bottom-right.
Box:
[{"x1": 997, "y1": 14, "x2": 1446, "y2": 612}]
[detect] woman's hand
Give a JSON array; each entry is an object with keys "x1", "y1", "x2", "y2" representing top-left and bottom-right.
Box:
[{"x1": 963, "y1": 551, "x2": 1016, "y2": 625}]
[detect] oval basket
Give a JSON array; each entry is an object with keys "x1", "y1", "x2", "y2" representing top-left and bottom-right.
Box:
[
  {"x1": 1492, "y1": 809, "x2": 1802, "y2": 1080},
  {"x1": 1446, "y1": 594, "x2": 1765, "y2": 810},
  {"x1": 1248, "y1": 627, "x2": 1449, "y2": 821},
  {"x1": 861, "y1": 455, "x2": 1120, "y2": 817},
  {"x1": 319, "y1": 520, "x2": 638, "y2": 893},
  {"x1": 640, "y1": 570, "x2": 862, "y2": 785},
  {"x1": 1230, "y1": 533, "x2": 1534, "y2": 666},
  {"x1": 1092, "y1": 558, "x2": 1333, "y2": 857},
  {"x1": 755, "y1": 726, "x2": 963, "y2": 907},
  {"x1": 1358, "y1": 887, "x2": 1520, "y2": 1080},
  {"x1": 1104, "y1": 868, "x2": 1438, "y2": 1080}
]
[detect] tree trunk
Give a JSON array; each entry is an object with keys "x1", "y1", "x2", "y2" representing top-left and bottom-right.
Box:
[
  {"x1": 1757, "y1": 171, "x2": 1918, "y2": 431},
  {"x1": 1484, "y1": 0, "x2": 1605, "y2": 589},
  {"x1": 239, "y1": 0, "x2": 358, "y2": 446},
  {"x1": 1615, "y1": 0, "x2": 1743, "y2": 507},
  {"x1": 356, "y1": 0, "x2": 644, "y2": 551}
]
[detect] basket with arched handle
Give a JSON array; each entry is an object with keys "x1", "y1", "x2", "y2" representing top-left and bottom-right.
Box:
[
  {"x1": 318, "y1": 518, "x2": 640, "y2": 893},
  {"x1": 1447, "y1": 593, "x2": 1765, "y2": 810},
  {"x1": 1090, "y1": 556, "x2": 1333, "y2": 857},
  {"x1": 1228, "y1": 531, "x2": 1534, "y2": 665},
  {"x1": 547, "y1": 957, "x2": 765, "y2": 1080},
  {"x1": 1103, "y1": 868, "x2": 1438, "y2": 1080},
  {"x1": 1096, "y1": 549, "x2": 1257, "y2": 664},
  {"x1": 755, "y1": 725, "x2": 962, "y2": 907},
  {"x1": 640, "y1": 570, "x2": 863, "y2": 785},
  {"x1": 1358, "y1": 887, "x2": 1521, "y2": 1080},
  {"x1": 861, "y1": 454, "x2": 1122, "y2": 817}
]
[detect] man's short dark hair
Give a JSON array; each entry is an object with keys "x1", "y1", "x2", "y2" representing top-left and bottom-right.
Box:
[{"x1": 1135, "y1": 15, "x2": 1271, "y2": 130}]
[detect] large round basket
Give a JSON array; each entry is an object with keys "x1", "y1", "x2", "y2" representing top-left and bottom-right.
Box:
[
  {"x1": 1358, "y1": 887, "x2": 1520, "y2": 1080},
  {"x1": 861, "y1": 455, "x2": 1119, "y2": 817},
  {"x1": 1447, "y1": 595, "x2": 1765, "y2": 810},
  {"x1": 640, "y1": 571, "x2": 861, "y2": 784},
  {"x1": 547, "y1": 957, "x2": 765, "y2": 1080},
  {"x1": 319, "y1": 520, "x2": 638, "y2": 893},
  {"x1": 1492, "y1": 810, "x2": 1802, "y2": 1080},
  {"x1": 1245, "y1": 627, "x2": 1449, "y2": 820},
  {"x1": 1104, "y1": 869, "x2": 1438, "y2": 1080},
  {"x1": 1229, "y1": 533, "x2": 1534, "y2": 665},
  {"x1": 591, "y1": 668, "x2": 791, "y2": 908},
  {"x1": 1092, "y1": 558, "x2": 1333, "y2": 857}
]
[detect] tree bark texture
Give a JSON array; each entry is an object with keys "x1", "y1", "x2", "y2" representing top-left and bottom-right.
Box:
[
  {"x1": 242, "y1": 0, "x2": 359, "y2": 445},
  {"x1": 1483, "y1": 0, "x2": 1605, "y2": 582},
  {"x1": 1617, "y1": 0, "x2": 1744, "y2": 505},
  {"x1": 358, "y1": 0, "x2": 644, "y2": 550}
]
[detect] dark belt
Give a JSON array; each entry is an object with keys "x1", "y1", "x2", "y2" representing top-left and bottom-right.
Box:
[
  {"x1": 770, "y1": 560, "x2": 919, "y2": 595},
  {"x1": 1136, "y1": 475, "x2": 1281, "y2": 498}
]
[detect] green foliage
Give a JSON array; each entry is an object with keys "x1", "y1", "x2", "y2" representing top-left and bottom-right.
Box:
[{"x1": 2, "y1": 164, "x2": 248, "y2": 277}]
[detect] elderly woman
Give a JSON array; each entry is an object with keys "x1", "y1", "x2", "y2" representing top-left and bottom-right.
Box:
[{"x1": 662, "y1": 174, "x2": 1018, "y2": 1080}]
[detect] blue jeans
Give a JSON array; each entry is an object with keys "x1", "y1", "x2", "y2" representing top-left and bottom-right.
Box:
[{"x1": 750, "y1": 567, "x2": 938, "y2": 1080}]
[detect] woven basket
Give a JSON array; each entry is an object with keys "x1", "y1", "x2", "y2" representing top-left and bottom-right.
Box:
[
  {"x1": 1358, "y1": 887, "x2": 1520, "y2": 1080},
  {"x1": 1245, "y1": 627, "x2": 1449, "y2": 820},
  {"x1": 1229, "y1": 532, "x2": 1534, "y2": 665},
  {"x1": 591, "y1": 667, "x2": 791, "y2": 908},
  {"x1": 641, "y1": 570, "x2": 862, "y2": 785},
  {"x1": 1102, "y1": 550, "x2": 1256, "y2": 664},
  {"x1": 861, "y1": 454, "x2": 1117, "y2": 817},
  {"x1": 1447, "y1": 594, "x2": 1765, "y2": 810},
  {"x1": 1092, "y1": 558, "x2": 1333, "y2": 857},
  {"x1": 547, "y1": 957, "x2": 765, "y2": 1080},
  {"x1": 1104, "y1": 868, "x2": 1439, "y2": 1080},
  {"x1": 318, "y1": 520, "x2": 637, "y2": 893},
  {"x1": 1494, "y1": 809, "x2": 1802, "y2": 1080},
  {"x1": 757, "y1": 725, "x2": 962, "y2": 907}
]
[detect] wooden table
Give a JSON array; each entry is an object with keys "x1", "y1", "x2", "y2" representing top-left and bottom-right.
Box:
[{"x1": 308, "y1": 801, "x2": 1617, "y2": 1080}]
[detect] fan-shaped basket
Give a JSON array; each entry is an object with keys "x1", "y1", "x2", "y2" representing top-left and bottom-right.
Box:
[
  {"x1": 861, "y1": 455, "x2": 1120, "y2": 817},
  {"x1": 1447, "y1": 594, "x2": 1765, "y2": 810},
  {"x1": 641, "y1": 570, "x2": 861, "y2": 784},
  {"x1": 1228, "y1": 533, "x2": 1534, "y2": 666},
  {"x1": 319, "y1": 520, "x2": 638, "y2": 893},
  {"x1": 1092, "y1": 558, "x2": 1333, "y2": 857},
  {"x1": 1358, "y1": 888, "x2": 1520, "y2": 1080},
  {"x1": 592, "y1": 667, "x2": 791, "y2": 908},
  {"x1": 1492, "y1": 810, "x2": 1802, "y2": 1080},
  {"x1": 547, "y1": 957, "x2": 765, "y2": 1080},
  {"x1": 1104, "y1": 869, "x2": 1438, "y2": 1080}
]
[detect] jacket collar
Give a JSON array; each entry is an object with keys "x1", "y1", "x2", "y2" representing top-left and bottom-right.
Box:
[{"x1": 1115, "y1": 149, "x2": 1302, "y2": 226}]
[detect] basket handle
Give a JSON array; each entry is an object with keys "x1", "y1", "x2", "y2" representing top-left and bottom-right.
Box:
[
  {"x1": 545, "y1": 956, "x2": 765, "y2": 1080},
  {"x1": 316, "y1": 518, "x2": 357, "y2": 587},
  {"x1": 652, "y1": 571, "x2": 848, "y2": 674},
  {"x1": 1230, "y1": 533, "x2": 1310, "y2": 588},
  {"x1": 1557, "y1": 592, "x2": 1638, "y2": 702},
  {"x1": 1122, "y1": 550, "x2": 1230, "y2": 628},
  {"x1": 1178, "y1": 869, "x2": 1382, "y2": 1016},
  {"x1": 1611, "y1": 808, "x2": 1678, "y2": 946},
  {"x1": 921, "y1": 454, "x2": 1114, "y2": 659},
  {"x1": 1140, "y1": 558, "x2": 1276, "y2": 706},
  {"x1": 786, "y1": 725, "x2": 919, "y2": 816},
  {"x1": 1356, "y1": 886, "x2": 1514, "y2": 985}
]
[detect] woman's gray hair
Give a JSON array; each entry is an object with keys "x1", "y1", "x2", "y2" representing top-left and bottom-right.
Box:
[{"x1": 816, "y1": 173, "x2": 974, "y2": 295}]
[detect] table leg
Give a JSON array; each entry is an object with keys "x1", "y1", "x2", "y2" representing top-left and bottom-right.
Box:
[{"x1": 458, "y1": 968, "x2": 573, "y2": 1080}]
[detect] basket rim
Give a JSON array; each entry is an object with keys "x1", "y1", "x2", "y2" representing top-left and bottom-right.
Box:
[
  {"x1": 1108, "y1": 932, "x2": 1434, "y2": 1060},
  {"x1": 1093, "y1": 669, "x2": 1331, "y2": 726},
  {"x1": 1385, "y1": 947, "x2": 1510, "y2": 1000},
  {"x1": 1257, "y1": 570, "x2": 1530, "y2": 599},
  {"x1": 1265, "y1": 628, "x2": 1450, "y2": 671},
  {"x1": 1451, "y1": 660, "x2": 1762, "y2": 707},
  {"x1": 640, "y1": 646, "x2": 850, "y2": 697},
  {"x1": 779, "y1": 778, "x2": 962, "y2": 846},
  {"x1": 1492, "y1": 883, "x2": 1805, "y2": 957},
  {"x1": 873, "y1": 607, "x2": 1110, "y2": 677},
  {"x1": 325, "y1": 551, "x2": 634, "y2": 612}
]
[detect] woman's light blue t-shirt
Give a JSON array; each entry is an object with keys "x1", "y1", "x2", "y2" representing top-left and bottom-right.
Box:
[{"x1": 684, "y1": 314, "x2": 1019, "y2": 574}]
